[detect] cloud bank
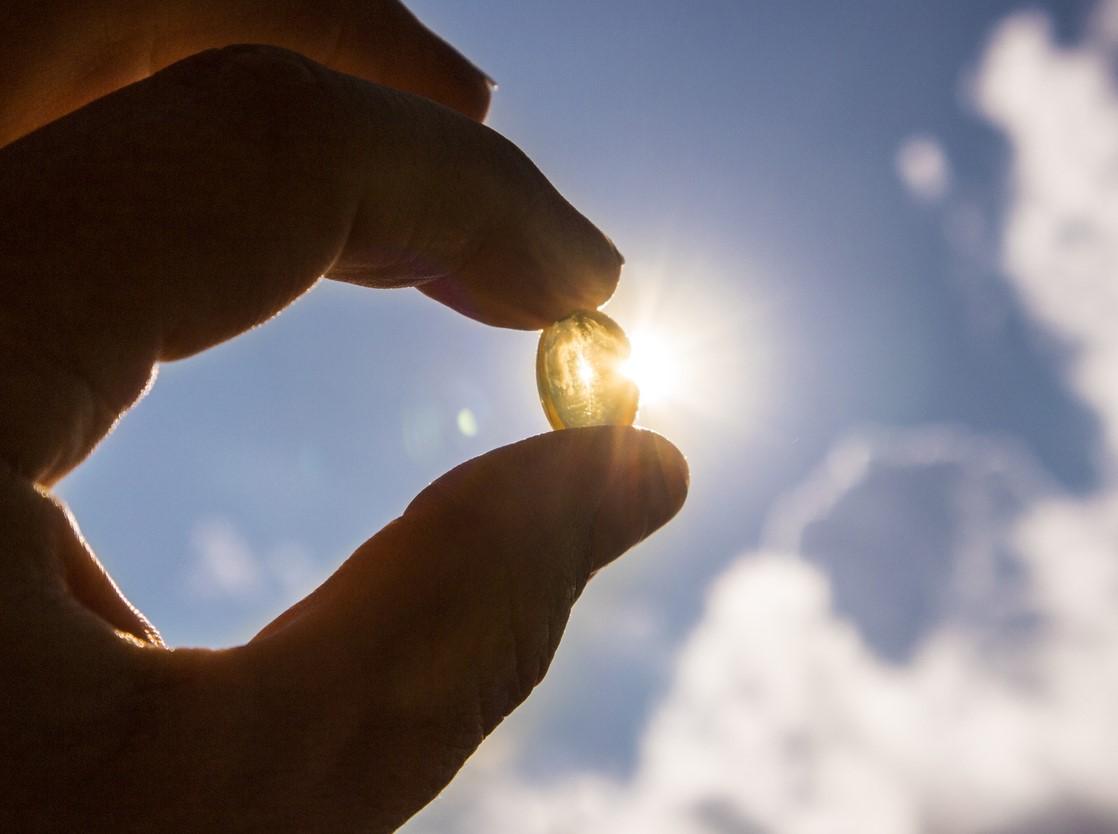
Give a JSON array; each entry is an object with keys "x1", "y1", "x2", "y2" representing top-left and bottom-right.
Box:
[{"x1": 976, "y1": 6, "x2": 1118, "y2": 460}]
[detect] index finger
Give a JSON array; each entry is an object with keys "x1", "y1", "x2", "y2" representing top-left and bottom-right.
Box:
[
  {"x1": 0, "y1": 46, "x2": 622, "y2": 484},
  {"x1": 0, "y1": 0, "x2": 491, "y2": 146}
]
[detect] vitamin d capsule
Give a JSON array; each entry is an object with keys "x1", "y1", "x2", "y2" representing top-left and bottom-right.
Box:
[{"x1": 536, "y1": 310, "x2": 639, "y2": 430}]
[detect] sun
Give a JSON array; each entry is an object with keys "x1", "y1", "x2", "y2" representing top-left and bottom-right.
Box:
[
  {"x1": 580, "y1": 251, "x2": 767, "y2": 440},
  {"x1": 620, "y1": 326, "x2": 683, "y2": 407}
]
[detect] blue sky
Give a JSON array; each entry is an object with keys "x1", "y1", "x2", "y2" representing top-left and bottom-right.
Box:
[{"x1": 57, "y1": 1, "x2": 1118, "y2": 831}]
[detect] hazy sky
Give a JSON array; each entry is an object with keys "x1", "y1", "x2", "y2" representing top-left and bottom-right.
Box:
[{"x1": 56, "y1": 1, "x2": 1118, "y2": 832}]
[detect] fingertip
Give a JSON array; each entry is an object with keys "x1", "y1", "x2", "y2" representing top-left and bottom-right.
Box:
[
  {"x1": 643, "y1": 429, "x2": 691, "y2": 519},
  {"x1": 604, "y1": 233, "x2": 625, "y2": 268},
  {"x1": 418, "y1": 186, "x2": 625, "y2": 330},
  {"x1": 447, "y1": 425, "x2": 688, "y2": 564},
  {"x1": 429, "y1": 52, "x2": 493, "y2": 122},
  {"x1": 527, "y1": 188, "x2": 626, "y2": 323},
  {"x1": 587, "y1": 428, "x2": 689, "y2": 568},
  {"x1": 378, "y1": 1, "x2": 495, "y2": 121},
  {"x1": 556, "y1": 203, "x2": 627, "y2": 314},
  {"x1": 401, "y1": 427, "x2": 687, "y2": 557}
]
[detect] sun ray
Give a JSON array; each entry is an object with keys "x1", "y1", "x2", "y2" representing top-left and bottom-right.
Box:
[{"x1": 598, "y1": 250, "x2": 774, "y2": 442}]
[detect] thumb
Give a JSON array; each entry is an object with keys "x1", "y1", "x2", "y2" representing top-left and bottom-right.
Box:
[{"x1": 239, "y1": 428, "x2": 687, "y2": 829}]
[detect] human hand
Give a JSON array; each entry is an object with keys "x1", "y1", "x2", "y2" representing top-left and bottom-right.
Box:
[{"x1": 0, "y1": 2, "x2": 688, "y2": 831}]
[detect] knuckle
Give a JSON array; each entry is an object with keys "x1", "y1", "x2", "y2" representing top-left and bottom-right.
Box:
[
  {"x1": 170, "y1": 44, "x2": 323, "y2": 90},
  {"x1": 157, "y1": 45, "x2": 348, "y2": 142}
]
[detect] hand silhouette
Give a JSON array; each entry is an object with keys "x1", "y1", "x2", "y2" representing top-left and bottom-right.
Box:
[{"x1": 0, "y1": 2, "x2": 688, "y2": 831}]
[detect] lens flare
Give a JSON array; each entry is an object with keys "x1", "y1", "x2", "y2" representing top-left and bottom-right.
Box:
[
  {"x1": 620, "y1": 328, "x2": 683, "y2": 406},
  {"x1": 593, "y1": 252, "x2": 770, "y2": 443}
]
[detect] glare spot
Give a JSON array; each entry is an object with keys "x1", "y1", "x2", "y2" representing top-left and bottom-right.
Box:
[
  {"x1": 620, "y1": 327, "x2": 682, "y2": 406},
  {"x1": 895, "y1": 134, "x2": 951, "y2": 202},
  {"x1": 577, "y1": 356, "x2": 596, "y2": 385},
  {"x1": 457, "y1": 407, "x2": 479, "y2": 437}
]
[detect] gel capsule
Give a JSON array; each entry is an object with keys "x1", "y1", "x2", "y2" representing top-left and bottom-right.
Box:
[{"x1": 536, "y1": 310, "x2": 639, "y2": 430}]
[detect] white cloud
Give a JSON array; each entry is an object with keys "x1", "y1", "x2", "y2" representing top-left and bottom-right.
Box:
[
  {"x1": 188, "y1": 516, "x2": 262, "y2": 598},
  {"x1": 975, "y1": 6, "x2": 1118, "y2": 460},
  {"x1": 896, "y1": 135, "x2": 952, "y2": 203},
  {"x1": 405, "y1": 7, "x2": 1118, "y2": 833},
  {"x1": 186, "y1": 516, "x2": 325, "y2": 602}
]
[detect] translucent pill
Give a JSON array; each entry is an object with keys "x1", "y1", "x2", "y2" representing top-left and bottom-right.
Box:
[{"x1": 536, "y1": 310, "x2": 639, "y2": 430}]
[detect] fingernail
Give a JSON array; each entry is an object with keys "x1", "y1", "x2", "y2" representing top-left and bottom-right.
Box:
[
  {"x1": 464, "y1": 57, "x2": 497, "y2": 91},
  {"x1": 589, "y1": 431, "x2": 689, "y2": 568}
]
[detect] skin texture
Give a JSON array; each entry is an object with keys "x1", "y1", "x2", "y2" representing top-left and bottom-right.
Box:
[{"x1": 0, "y1": 2, "x2": 688, "y2": 832}]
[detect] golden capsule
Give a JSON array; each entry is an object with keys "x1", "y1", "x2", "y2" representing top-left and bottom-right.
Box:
[{"x1": 536, "y1": 310, "x2": 639, "y2": 430}]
